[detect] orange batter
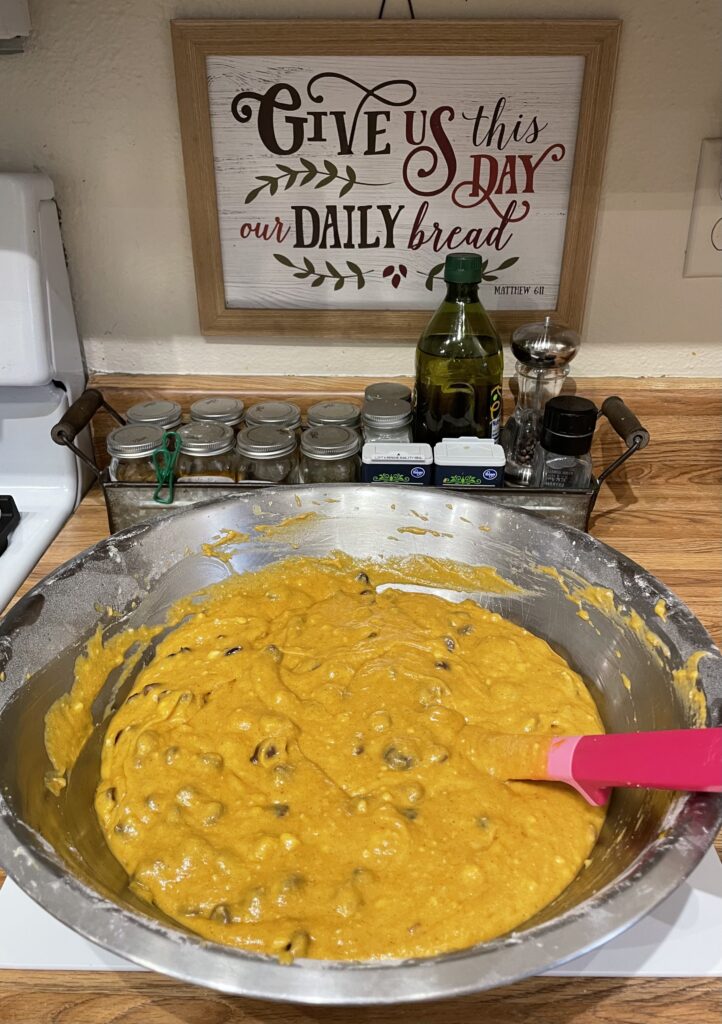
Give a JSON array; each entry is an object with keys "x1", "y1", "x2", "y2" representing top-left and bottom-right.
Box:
[{"x1": 51, "y1": 554, "x2": 605, "y2": 961}]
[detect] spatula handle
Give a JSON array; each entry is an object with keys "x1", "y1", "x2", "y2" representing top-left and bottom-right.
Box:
[{"x1": 547, "y1": 729, "x2": 722, "y2": 806}]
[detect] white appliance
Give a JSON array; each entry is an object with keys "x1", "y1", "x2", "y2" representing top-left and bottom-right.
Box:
[{"x1": 0, "y1": 172, "x2": 88, "y2": 611}]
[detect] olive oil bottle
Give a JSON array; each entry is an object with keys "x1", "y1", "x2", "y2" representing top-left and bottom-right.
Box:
[{"x1": 414, "y1": 253, "x2": 503, "y2": 445}]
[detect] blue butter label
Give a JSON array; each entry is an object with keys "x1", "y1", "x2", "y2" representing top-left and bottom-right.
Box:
[
  {"x1": 434, "y1": 465, "x2": 504, "y2": 488},
  {"x1": 362, "y1": 462, "x2": 431, "y2": 485}
]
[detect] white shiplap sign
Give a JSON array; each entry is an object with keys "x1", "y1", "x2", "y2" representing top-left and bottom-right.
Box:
[{"x1": 207, "y1": 55, "x2": 584, "y2": 311}]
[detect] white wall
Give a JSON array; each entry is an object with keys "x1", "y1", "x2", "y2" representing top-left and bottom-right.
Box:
[{"x1": 1, "y1": 0, "x2": 720, "y2": 377}]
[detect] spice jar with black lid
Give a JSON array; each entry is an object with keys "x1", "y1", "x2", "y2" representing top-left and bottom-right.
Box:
[{"x1": 531, "y1": 396, "x2": 597, "y2": 489}]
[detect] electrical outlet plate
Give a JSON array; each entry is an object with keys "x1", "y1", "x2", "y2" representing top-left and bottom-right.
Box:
[{"x1": 683, "y1": 138, "x2": 722, "y2": 278}]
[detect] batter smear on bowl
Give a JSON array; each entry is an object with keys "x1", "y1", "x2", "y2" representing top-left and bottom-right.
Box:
[{"x1": 88, "y1": 555, "x2": 605, "y2": 961}]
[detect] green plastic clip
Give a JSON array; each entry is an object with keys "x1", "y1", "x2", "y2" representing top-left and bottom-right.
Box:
[{"x1": 152, "y1": 431, "x2": 180, "y2": 505}]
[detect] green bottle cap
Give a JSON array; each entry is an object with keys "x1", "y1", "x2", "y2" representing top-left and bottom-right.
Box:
[{"x1": 443, "y1": 252, "x2": 482, "y2": 283}]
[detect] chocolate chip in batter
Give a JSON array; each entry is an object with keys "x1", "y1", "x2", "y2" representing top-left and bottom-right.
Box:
[
  {"x1": 167, "y1": 646, "x2": 191, "y2": 658},
  {"x1": 224, "y1": 646, "x2": 243, "y2": 656},
  {"x1": 399, "y1": 807, "x2": 418, "y2": 820},
  {"x1": 383, "y1": 746, "x2": 416, "y2": 771},
  {"x1": 435, "y1": 660, "x2": 450, "y2": 671},
  {"x1": 356, "y1": 572, "x2": 370, "y2": 584},
  {"x1": 443, "y1": 636, "x2": 456, "y2": 652},
  {"x1": 268, "y1": 802, "x2": 289, "y2": 817},
  {"x1": 457, "y1": 624, "x2": 474, "y2": 636},
  {"x1": 210, "y1": 903, "x2": 232, "y2": 924}
]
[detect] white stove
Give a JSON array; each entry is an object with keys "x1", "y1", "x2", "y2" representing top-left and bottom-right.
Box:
[{"x1": 0, "y1": 173, "x2": 88, "y2": 612}]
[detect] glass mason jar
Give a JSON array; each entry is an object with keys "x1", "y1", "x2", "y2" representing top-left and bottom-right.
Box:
[
  {"x1": 501, "y1": 363, "x2": 569, "y2": 485},
  {"x1": 236, "y1": 425, "x2": 298, "y2": 483},
  {"x1": 245, "y1": 401, "x2": 301, "y2": 434},
  {"x1": 125, "y1": 399, "x2": 183, "y2": 430},
  {"x1": 106, "y1": 424, "x2": 164, "y2": 483},
  {"x1": 299, "y1": 425, "x2": 361, "y2": 483},
  {"x1": 362, "y1": 399, "x2": 413, "y2": 443},
  {"x1": 190, "y1": 396, "x2": 244, "y2": 430},
  {"x1": 306, "y1": 400, "x2": 362, "y2": 433},
  {"x1": 176, "y1": 422, "x2": 236, "y2": 482},
  {"x1": 364, "y1": 382, "x2": 412, "y2": 405}
]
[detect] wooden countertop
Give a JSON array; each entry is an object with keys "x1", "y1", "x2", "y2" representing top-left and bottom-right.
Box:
[{"x1": 1, "y1": 379, "x2": 720, "y2": 1022}]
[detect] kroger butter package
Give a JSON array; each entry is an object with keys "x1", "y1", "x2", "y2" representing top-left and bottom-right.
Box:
[
  {"x1": 433, "y1": 437, "x2": 506, "y2": 488},
  {"x1": 362, "y1": 442, "x2": 433, "y2": 484}
]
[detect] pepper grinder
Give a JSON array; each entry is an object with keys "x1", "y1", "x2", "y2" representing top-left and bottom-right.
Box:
[{"x1": 501, "y1": 317, "x2": 581, "y2": 486}]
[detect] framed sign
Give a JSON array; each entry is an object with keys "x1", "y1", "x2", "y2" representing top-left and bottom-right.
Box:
[{"x1": 172, "y1": 19, "x2": 619, "y2": 338}]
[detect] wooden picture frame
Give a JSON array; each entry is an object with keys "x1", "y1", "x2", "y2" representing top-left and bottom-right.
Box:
[{"x1": 171, "y1": 19, "x2": 620, "y2": 339}]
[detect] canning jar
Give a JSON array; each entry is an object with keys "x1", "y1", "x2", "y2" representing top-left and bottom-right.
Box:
[
  {"x1": 236, "y1": 425, "x2": 298, "y2": 483},
  {"x1": 299, "y1": 426, "x2": 361, "y2": 483},
  {"x1": 125, "y1": 399, "x2": 183, "y2": 430},
  {"x1": 106, "y1": 424, "x2": 164, "y2": 483},
  {"x1": 176, "y1": 422, "x2": 236, "y2": 482},
  {"x1": 364, "y1": 382, "x2": 412, "y2": 405},
  {"x1": 306, "y1": 400, "x2": 362, "y2": 432},
  {"x1": 362, "y1": 399, "x2": 413, "y2": 443},
  {"x1": 245, "y1": 401, "x2": 301, "y2": 434},
  {"x1": 190, "y1": 396, "x2": 244, "y2": 430}
]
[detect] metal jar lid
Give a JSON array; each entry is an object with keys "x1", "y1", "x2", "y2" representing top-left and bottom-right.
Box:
[
  {"x1": 106, "y1": 424, "x2": 164, "y2": 459},
  {"x1": 306, "y1": 400, "x2": 361, "y2": 429},
  {"x1": 177, "y1": 421, "x2": 235, "y2": 456},
  {"x1": 126, "y1": 399, "x2": 183, "y2": 429},
  {"x1": 301, "y1": 425, "x2": 361, "y2": 461},
  {"x1": 236, "y1": 425, "x2": 297, "y2": 459},
  {"x1": 245, "y1": 401, "x2": 301, "y2": 430},
  {"x1": 190, "y1": 396, "x2": 244, "y2": 426},
  {"x1": 362, "y1": 398, "x2": 413, "y2": 427},
  {"x1": 364, "y1": 382, "x2": 412, "y2": 404}
]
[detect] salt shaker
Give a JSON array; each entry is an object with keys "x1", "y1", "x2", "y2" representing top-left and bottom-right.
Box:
[{"x1": 501, "y1": 318, "x2": 581, "y2": 486}]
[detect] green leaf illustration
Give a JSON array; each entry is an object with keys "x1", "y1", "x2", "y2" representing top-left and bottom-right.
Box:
[
  {"x1": 346, "y1": 261, "x2": 364, "y2": 288},
  {"x1": 244, "y1": 159, "x2": 389, "y2": 203},
  {"x1": 495, "y1": 256, "x2": 519, "y2": 271},
  {"x1": 483, "y1": 274, "x2": 498, "y2": 281},
  {"x1": 244, "y1": 184, "x2": 265, "y2": 204},
  {"x1": 272, "y1": 254, "x2": 374, "y2": 291},
  {"x1": 424, "y1": 262, "x2": 445, "y2": 291}
]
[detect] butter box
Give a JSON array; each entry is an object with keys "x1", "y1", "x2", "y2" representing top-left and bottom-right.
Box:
[
  {"x1": 362, "y1": 442, "x2": 433, "y2": 484},
  {"x1": 433, "y1": 438, "x2": 506, "y2": 487}
]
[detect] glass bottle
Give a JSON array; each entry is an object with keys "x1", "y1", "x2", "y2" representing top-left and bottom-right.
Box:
[
  {"x1": 299, "y1": 426, "x2": 361, "y2": 483},
  {"x1": 235, "y1": 426, "x2": 298, "y2": 483},
  {"x1": 106, "y1": 424, "x2": 164, "y2": 482},
  {"x1": 362, "y1": 399, "x2": 413, "y2": 443},
  {"x1": 531, "y1": 396, "x2": 597, "y2": 489},
  {"x1": 414, "y1": 252, "x2": 503, "y2": 445},
  {"x1": 501, "y1": 318, "x2": 581, "y2": 486},
  {"x1": 125, "y1": 399, "x2": 183, "y2": 431},
  {"x1": 176, "y1": 422, "x2": 236, "y2": 482}
]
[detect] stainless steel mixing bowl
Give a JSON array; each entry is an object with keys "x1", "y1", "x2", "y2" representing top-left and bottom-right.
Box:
[{"x1": 0, "y1": 486, "x2": 720, "y2": 1004}]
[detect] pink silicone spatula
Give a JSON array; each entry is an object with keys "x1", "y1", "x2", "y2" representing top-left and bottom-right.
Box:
[{"x1": 526, "y1": 728, "x2": 722, "y2": 806}]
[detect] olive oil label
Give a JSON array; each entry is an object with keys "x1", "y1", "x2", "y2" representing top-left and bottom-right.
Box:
[{"x1": 490, "y1": 384, "x2": 503, "y2": 442}]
